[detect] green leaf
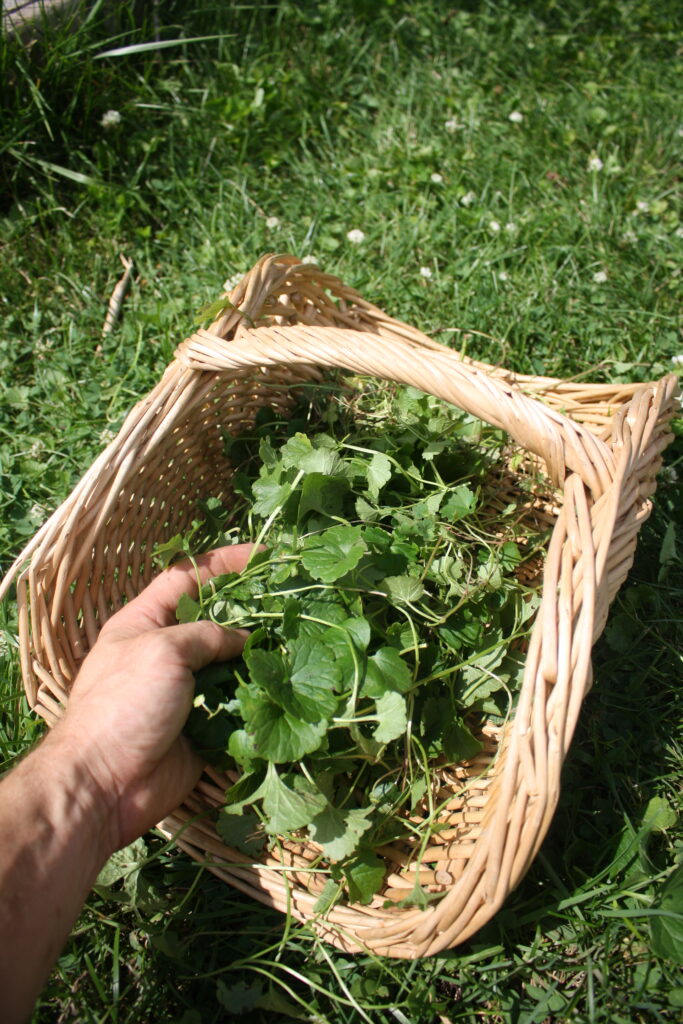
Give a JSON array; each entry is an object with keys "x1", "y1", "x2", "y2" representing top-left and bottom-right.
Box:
[
  {"x1": 650, "y1": 866, "x2": 683, "y2": 963},
  {"x1": 442, "y1": 717, "x2": 484, "y2": 762},
  {"x1": 216, "y1": 809, "x2": 266, "y2": 857},
  {"x1": 246, "y1": 648, "x2": 287, "y2": 692},
  {"x1": 176, "y1": 592, "x2": 201, "y2": 624},
  {"x1": 366, "y1": 453, "x2": 392, "y2": 500},
  {"x1": 344, "y1": 850, "x2": 386, "y2": 904},
  {"x1": 280, "y1": 432, "x2": 314, "y2": 468},
  {"x1": 223, "y1": 767, "x2": 268, "y2": 812},
  {"x1": 155, "y1": 532, "x2": 192, "y2": 568},
  {"x1": 227, "y1": 729, "x2": 259, "y2": 769},
  {"x1": 215, "y1": 978, "x2": 264, "y2": 1014},
  {"x1": 298, "y1": 473, "x2": 349, "y2": 521},
  {"x1": 252, "y1": 476, "x2": 290, "y2": 517},
  {"x1": 261, "y1": 763, "x2": 328, "y2": 834},
  {"x1": 288, "y1": 638, "x2": 342, "y2": 720},
  {"x1": 642, "y1": 796, "x2": 678, "y2": 834},
  {"x1": 309, "y1": 804, "x2": 374, "y2": 861},
  {"x1": 373, "y1": 691, "x2": 408, "y2": 744},
  {"x1": 363, "y1": 647, "x2": 413, "y2": 697},
  {"x1": 96, "y1": 837, "x2": 147, "y2": 889},
  {"x1": 381, "y1": 574, "x2": 424, "y2": 604},
  {"x1": 281, "y1": 597, "x2": 302, "y2": 638},
  {"x1": 442, "y1": 483, "x2": 477, "y2": 521},
  {"x1": 301, "y1": 525, "x2": 367, "y2": 582},
  {"x1": 248, "y1": 700, "x2": 327, "y2": 763},
  {"x1": 281, "y1": 432, "x2": 341, "y2": 475}
]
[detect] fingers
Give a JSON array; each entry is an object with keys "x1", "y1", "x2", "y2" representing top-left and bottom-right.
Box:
[
  {"x1": 103, "y1": 543, "x2": 257, "y2": 637},
  {"x1": 161, "y1": 620, "x2": 250, "y2": 673}
]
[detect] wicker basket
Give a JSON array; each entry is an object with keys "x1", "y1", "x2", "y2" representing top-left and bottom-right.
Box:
[{"x1": 1, "y1": 253, "x2": 678, "y2": 958}]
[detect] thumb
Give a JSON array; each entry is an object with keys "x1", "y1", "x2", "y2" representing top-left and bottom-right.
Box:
[{"x1": 158, "y1": 621, "x2": 250, "y2": 673}]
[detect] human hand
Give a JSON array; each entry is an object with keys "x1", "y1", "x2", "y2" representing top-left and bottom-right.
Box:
[{"x1": 49, "y1": 544, "x2": 254, "y2": 854}]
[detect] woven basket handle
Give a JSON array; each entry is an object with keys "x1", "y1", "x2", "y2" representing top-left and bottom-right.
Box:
[{"x1": 176, "y1": 324, "x2": 616, "y2": 498}]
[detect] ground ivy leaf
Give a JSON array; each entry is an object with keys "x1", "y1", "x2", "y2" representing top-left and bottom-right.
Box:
[
  {"x1": 249, "y1": 700, "x2": 327, "y2": 763},
  {"x1": 641, "y1": 795, "x2": 678, "y2": 835},
  {"x1": 298, "y1": 472, "x2": 349, "y2": 520},
  {"x1": 288, "y1": 638, "x2": 341, "y2": 720},
  {"x1": 280, "y1": 432, "x2": 313, "y2": 468},
  {"x1": 223, "y1": 767, "x2": 268, "y2": 813},
  {"x1": 373, "y1": 691, "x2": 408, "y2": 744},
  {"x1": 309, "y1": 804, "x2": 374, "y2": 862},
  {"x1": 298, "y1": 599, "x2": 349, "y2": 637},
  {"x1": 356, "y1": 496, "x2": 379, "y2": 522},
  {"x1": 228, "y1": 728, "x2": 259, "y2": 769},
  {"x1": 261, "y1": 763, "x2": 328, "y2": 834},
  {"x1": 245, "y1": 648, "x2": 287, "y2": 692},
  {"x1": 344, "y1": 849, "x2": 386, "y2": 904},
  {"x1": 381, "y1": 574, "x2": 424, "y2": 604},
  {"x1": 96, "y1": 837, "x2": 148, "y2": 889},
  {"x1": 216, "y1": 808, "x2": 266, "y2": 857},
  {"x1": 252, "y1": 475, "x2": 290, "y2": 517},
  {"x1": 281, "y1": 596, "x2": 302, "y2": 638},
  {"x1": 154, "y1": 532, "x2": 191, "y2": 568},
  {"x1": 441, "y1": 483, "x2": 477, "y2": 521},
  {"x1": 363, "y1": 647, "x2": 413, "y2": 697},
  {"x1": 301, "y1": 525, "x2": 367, "y2": 582},
  {"x1": 442, "y1": 717, "x2": 484, "y2": 762},
  {"x1": 366, "y1": 453, "x2": 392, "y2": 500}
]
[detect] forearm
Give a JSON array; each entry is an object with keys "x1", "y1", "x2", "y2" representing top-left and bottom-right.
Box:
[{"x1": 0, "y1": 729, "x2": 115, "y2": 1024}]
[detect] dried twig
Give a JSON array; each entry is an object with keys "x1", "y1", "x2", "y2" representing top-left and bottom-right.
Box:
[{"x1": 101, "y1": 254, "x2": 134, "y2": 337}]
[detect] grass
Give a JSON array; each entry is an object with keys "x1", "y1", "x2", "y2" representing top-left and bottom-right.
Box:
[{"x1": 1, "y1": 0, "x2": 682, "y2": 1020}]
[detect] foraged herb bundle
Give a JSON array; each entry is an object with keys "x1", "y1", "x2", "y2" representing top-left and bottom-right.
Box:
[{"x1": 175, "y1": 386, "x2": 545, "y2": 903}]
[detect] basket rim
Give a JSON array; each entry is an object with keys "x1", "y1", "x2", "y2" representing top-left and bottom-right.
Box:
[{"x1": 1, "y1": 253, "x2": 679, "y2": 957}]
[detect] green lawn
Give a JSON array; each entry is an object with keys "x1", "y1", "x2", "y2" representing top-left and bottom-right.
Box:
[{"x1": 1, "y1": 1, "x2": 682, "y2": 1020}]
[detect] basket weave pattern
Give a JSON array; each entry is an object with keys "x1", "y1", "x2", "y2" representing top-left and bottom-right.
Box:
[{"x1": 2, "y1": 254, "x2": 678, "y2": 958}]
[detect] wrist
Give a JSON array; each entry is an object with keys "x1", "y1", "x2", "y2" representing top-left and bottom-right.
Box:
[{"x1": 32, "y1": 725, "x2": 118, "y2": 869}]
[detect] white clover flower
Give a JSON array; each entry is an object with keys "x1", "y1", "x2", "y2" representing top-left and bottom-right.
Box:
[
  {"x1": 430, "y1": 172, "x2": 444, "y2": 184},
  {"x1": 0, "y1": 633, "x2": 9, "y2": 659},
  {"x1": 671, "y1": 354, "x2": 683, "y2": 366},
  {"x1": 265, "y1": 216, "x2": 280, "y2": 229},
  {"x1": 29, "y1": 441, "x2": 44, "y2": 459},
  {"x1": 678, "y1": 127, "x2": 683, "y2": 137},
  {"x1": 593, "y1": 270, "x2": 608, "y2": 283},
  {"x1": 674, "y1": 226, "x2": 683, "y2": 238},
  {"x1": 488, "y1": 220, "x2": 501, "y2": 234},
  {"x1": 498, "y1": 270, "x2": 509, "y2": 281},
  {"x1": 587, "y1": 155, "x2": 603, "y2": 172},
  {"x1": 622, "y1": 229, "x2": 638, "y2": 244},
  {"x1": 444, "y1": 118, "x2": 464, "y2": 133},
  {"x1": 419, "y1": 266, "x2": 433, "y2": 279},
  {"x1": 346, "y1": 229, "x2": 365, "y2": 244},
  {"x1": 635, "y1": 200, "x2": 650, "y2": 213},
  {"x1": 30, "y1": 503, "x2": 46, "y2": 521},
  {"x1": 99, "y1": 428, "x2": 117, "y2": 446},
  {"x1": 659, "y1": 465, "x2": 679, "y2": 483},
  {"x1": 100, "y1": 109, "x2": 121, "y2": 129},
  {"x1": 460, "y1": 190, "x2": 476, "y2": 207},
  {"x1": 223, "y1": 272, "x2": 243, "y2": 292},
  {"x1": 301, "y1": 254, "x2": 318, "y2": 264},
  {"x1": 504, "y1": 221, "x2": 517, "y2": 234},
  {"x1": 508, "y1": 111, "x2": 524, "y2": 123}
]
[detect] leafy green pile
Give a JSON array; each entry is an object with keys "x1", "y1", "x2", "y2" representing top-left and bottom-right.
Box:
[{"x1": 176, "y1": 386, "x2": 545, "y2": 903}]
